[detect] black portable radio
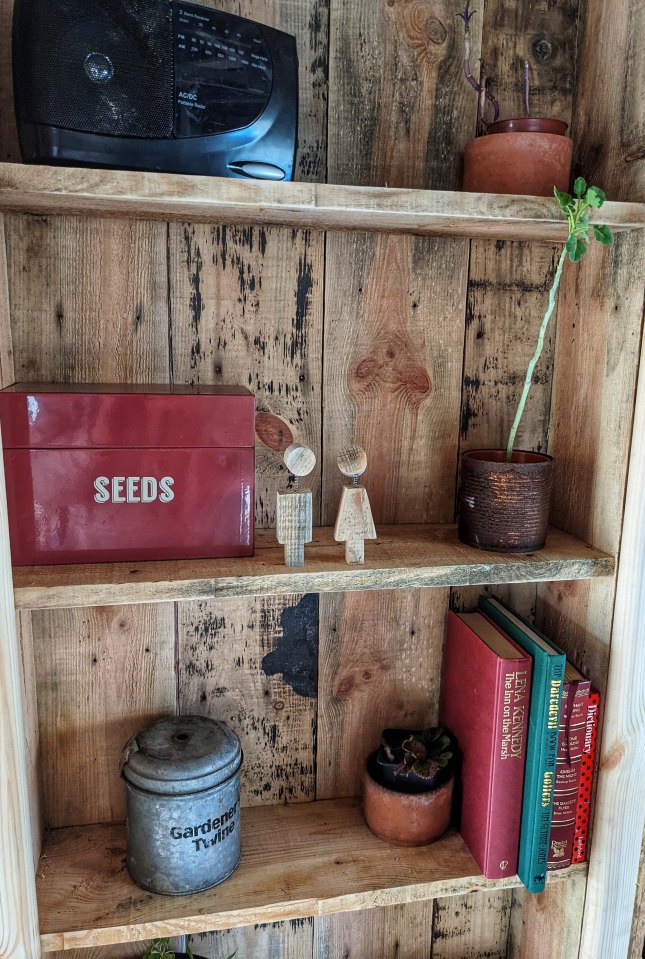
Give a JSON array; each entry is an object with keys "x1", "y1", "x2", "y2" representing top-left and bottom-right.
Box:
[{"x1": 13, "y1": 0, "x2": 298, "y2": 180}]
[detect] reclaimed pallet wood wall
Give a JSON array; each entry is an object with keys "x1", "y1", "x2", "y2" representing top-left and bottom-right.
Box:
[{"x1": 0, "y1": 0, "x2": 643, "y2": 957}]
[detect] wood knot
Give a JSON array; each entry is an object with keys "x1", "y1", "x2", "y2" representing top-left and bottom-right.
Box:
[
  {"x1": 426, "y1": 16, "x2": 447, "y2": 45},
  {"x1": 255, "y1": 412, "x2": 294, "y2": 452},
  {"x1": 350, "y1": 335, "x2": 431, "y2": 406},
  {"x1": 532, "y1": 35, "x2": 554, "y2": 62},
  {"x1": 602, "y1": 741, "x2": 625, "y2": 771}
]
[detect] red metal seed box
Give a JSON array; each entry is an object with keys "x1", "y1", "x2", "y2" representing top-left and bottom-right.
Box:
[{"x1": 0, "y1": 384, "x2": 255, "y2": 565}]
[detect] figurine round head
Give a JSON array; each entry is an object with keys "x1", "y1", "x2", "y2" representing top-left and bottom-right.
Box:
[
  {"x1": 283, "y1": 442, "x2": 316, "y2": 477},
  {"x1": 337, "y1": 444, "x2": 368, "y2": 478}
]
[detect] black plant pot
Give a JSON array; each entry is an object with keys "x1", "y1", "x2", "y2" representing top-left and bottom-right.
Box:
[{"x1": 376, "y1": 728, "x2": 452, "y2": 794}]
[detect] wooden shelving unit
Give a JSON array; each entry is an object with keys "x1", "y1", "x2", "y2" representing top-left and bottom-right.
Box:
[
  {"x1": 37, "y1": 798, "x2": 586, "y2": 952},
  {"x1": 12, "y1": 524, "x2": 613, "y2": 610},
  {"x1": 0, "y1": 162, "x2": 643, "y2": 238},
  {"x1": 1, "y1": 1, "x2": 644, "y2": 954}
]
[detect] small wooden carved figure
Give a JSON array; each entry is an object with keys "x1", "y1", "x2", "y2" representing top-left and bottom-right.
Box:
[
  {"x1": 276, "y1": 442, "x2": 316, "y2": 567},
  {"x1": 334, "y1": 444, "x2": 376, "y2": 564}
]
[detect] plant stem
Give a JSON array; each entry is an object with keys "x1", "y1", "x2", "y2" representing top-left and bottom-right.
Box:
[{"x1": 505, "y1": 245, "x2": 567, "y2": 461}]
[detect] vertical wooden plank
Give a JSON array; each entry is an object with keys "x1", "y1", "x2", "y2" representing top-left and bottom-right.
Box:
[
  {"x1": 327, "y1": 0, "x2": 480, "y2": 190},
  {"x1": 0, "y1": 215, "x2": 14, "y2": 386},
  {"x1": 189, "y1": 919, "x2": 314, "y2": 959},
  {"x1": 17, "y1": 610, "x2": 42, "y2": 869},
  {"x1": 629, "y1": 832, "x2": 645, "y2": 959},
  {"x1": 317, "y1": 588, "x2": 447, "y2": 801},
  {"x1": 168, "y1": 222, "x2": 324, "y2": 528},
  {"x1": 6, "y1": 214, "x2": 170, "y2": 384},
  {"x1": 177, "y1": 594, "x2": 317, "y2": 807},
  {"x1": 0, "y1": 0, "x2": 19, "y2": 163},
  {"x1": 179, "y1": 594, "x2": 317, "y2": 959},
  {"x1": 0, "y1": 421, "x2": 41, "y2": 959},
  {"x1": 458, "y1": 240, "x2": 560, "y2": 458},
  {"x1": 507, "y1": 872, "x2": 586, "y2": 958},
  {"x1": 571, "y1": 0, "x2": 645, "y2": 202},
  {"x1": 315, "y1": 901, "x2": 434, "y2": 959},
  {"x1": 478, "y1": 1, "x2": 579, "y2": 126},
  {"x1": 0, "y1": 194, "x2": 39, "y2": 958},
  {"x1": 32, "y1": 605, "x2": 176, "y2": 828},
  {"x1": 323, "y1": 3, "x2": 476, "y2": 952},
  {"x1": 431, "y1": 891, "x2": 511, "y2": 959},
  {"x1": 166, "y1": 5, "x2": 328, "y2": 947},
  {"x1": 456, "y1": 4, "x2": 582, "y2": 955},
  {"x1": 321, "y1": 232, "x2": 469, "y2": 527},
  {"x1": 575, "y1": 237, "x2": 645, "y2": 958}
]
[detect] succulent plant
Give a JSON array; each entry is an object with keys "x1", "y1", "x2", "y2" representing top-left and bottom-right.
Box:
[{"x1": 382, "y1": 726, "x2": 453, "y2": 782}]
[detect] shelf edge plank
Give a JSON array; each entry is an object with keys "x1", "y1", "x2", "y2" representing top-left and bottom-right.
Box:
[
  {"x1": 13, "y1": 525, "x2": 614, "y2": 611},
  {"x1": 0, "y1": 164, "x2": 644, "y2": 240},
  {"x1": 37, "y1": 799, "x2": 587, "y2": 952}
]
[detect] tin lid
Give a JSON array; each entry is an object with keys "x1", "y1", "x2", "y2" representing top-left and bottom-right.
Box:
[{"x1": 121, "y1": 715, "x2": 242, "y2": 796}]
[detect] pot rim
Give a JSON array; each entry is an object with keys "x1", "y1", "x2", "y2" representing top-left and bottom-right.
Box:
[
  {"x1": 486, "y1": 117, "x2": 568, "y2": 135},
  {"x1": 465, "y1": 131, "x2": 573, "y2": 147},
  {"x1": 462, "y1": 448, "x2": 552, "y2": 466},
  {"x1": 364, "y1": 752, "x2": 453, "y2": 803}
]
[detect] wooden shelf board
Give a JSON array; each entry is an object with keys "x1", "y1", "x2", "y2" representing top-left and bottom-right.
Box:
[
  {"x1": 1, "y1": 163, "x2": 644, "y2": 240},
  {"x1": 38, "y1": 797, "x2": 586, "y2": 951},
  {"x1": 13, "y1": 525, "x2": 614, "y2": 611}
]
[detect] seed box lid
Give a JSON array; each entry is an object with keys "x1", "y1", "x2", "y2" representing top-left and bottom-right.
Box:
[{"x1": 0, "y1": 383, "x2": 255, "y2": 449}]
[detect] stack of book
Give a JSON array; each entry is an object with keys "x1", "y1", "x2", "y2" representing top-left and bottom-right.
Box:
[{"x1": 440, "y1": 596, "x2": 600, "y2": 893}]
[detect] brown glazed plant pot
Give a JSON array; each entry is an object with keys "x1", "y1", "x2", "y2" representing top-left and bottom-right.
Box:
[
  {"x1": 458, "y1": 449, "x2": 553, "y2": 553},
  {"x1": 462, "y1": 131, "x2": 573, "y2": 196},
  {"x1": 362, "y1": 753, "x2": 453, "y2": 847}
]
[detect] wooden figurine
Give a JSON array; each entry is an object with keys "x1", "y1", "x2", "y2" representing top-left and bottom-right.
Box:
[
  {"x1": 334, "y1": 444, "x2": 376, "y2": 564},
  {"x1": 276, "y1": 442, "x2": 316, "y2": 567}
]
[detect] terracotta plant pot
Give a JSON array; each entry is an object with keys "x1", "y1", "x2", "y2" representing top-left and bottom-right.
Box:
[
  {"x1": 487, "y1": 117, "x2": 568, "y2": 136},
  {"x1": 376, "y1": 728, "x2": 453, "y2": 794},
  {"x1": 458, "y1": 449, "x2": 553, "y2": 553},
  {"x1": 362, "y1": 752, "x2": 453, "y2": 846},
  {"x1": 462, "y1": 131, "x2": 573, "y2": 197}
]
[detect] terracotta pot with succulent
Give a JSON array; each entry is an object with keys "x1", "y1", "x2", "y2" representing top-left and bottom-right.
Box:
[
  {"x1": 458, "y1": 180, "x2": 614, "y2": 552},
  {"x1": 363, "y1": 726, "x2": 454, "y2": 846},
  {"x1": 459, "y1": 2, "x2": 572, "y2": 196}
]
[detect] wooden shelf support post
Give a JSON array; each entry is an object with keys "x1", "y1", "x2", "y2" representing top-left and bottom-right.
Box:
[{"x1": 0, "y1": 208, "x2": 41, "y2": 959}]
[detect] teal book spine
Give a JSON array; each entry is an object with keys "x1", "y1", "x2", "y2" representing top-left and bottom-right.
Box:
[{"x1": 480, "y1": 596, "x2": 565, "y2": 893}]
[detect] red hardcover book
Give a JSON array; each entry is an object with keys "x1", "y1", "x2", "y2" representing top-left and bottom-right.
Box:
[
  {"x1": 572, "y1": 689, "x2": 601, "y2": 864},
  {"x1": 440, "y1": 611, "x2": 532, "y2": 880},
  {"x1": 547, "y1": 663, "x2": 590, "y2": 869}
]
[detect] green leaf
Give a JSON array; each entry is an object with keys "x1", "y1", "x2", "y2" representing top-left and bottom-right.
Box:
[
  {"x1": 573, "y1": 176, "x2": 587, "y2": 197},
  {"x1": 554, "y1": 187, "x2": 574, "y2": 213},
  {"x1": 567, "y1": 236, "x2": 587, "y2": 262},
  {"x1": 586, "y1": 186, "x2": 606, "y2": 208},
  {"x1": 593, "y1": 224, "x2": 614, "y2": 246}
]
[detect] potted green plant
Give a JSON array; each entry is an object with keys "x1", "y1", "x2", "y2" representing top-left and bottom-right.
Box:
[
  {"x1": 458, "y1": 2, "x2": 572, "y2": 196},
  {"x1": 458, "y1": 180, "x2": 614, "y2": 552},
  {"x1": 363, "y1": 725, "x2": 454, "y2": 846},
  {"x1": 142, "y1": 939, "x2": 232, "y2": 959}
]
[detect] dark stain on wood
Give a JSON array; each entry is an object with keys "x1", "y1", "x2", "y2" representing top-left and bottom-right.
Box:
[
  {"x1": 262, "y1": 594, "x2": 319, "y2": 698},
  {"x1": 183, "y1": 226, "x2": 203, "y2": 370}
]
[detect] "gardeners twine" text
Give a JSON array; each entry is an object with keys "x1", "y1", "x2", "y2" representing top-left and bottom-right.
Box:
[{"x1": 169, "y1": 800, "x2": 239, "y2": 852}]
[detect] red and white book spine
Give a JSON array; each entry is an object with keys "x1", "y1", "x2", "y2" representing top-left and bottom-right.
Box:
[{"x1": 571, "y1": 690, "x2": 601, "y2": 864}]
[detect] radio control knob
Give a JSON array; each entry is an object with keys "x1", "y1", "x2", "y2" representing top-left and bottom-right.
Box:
[{"x1": 229, "y1": 161, "x2": 285, "y2": 180}]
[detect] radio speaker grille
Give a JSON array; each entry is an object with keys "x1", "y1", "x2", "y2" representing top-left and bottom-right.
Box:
[{"x1": 13, "y1": 0, "x2": 173, "y2": 138}]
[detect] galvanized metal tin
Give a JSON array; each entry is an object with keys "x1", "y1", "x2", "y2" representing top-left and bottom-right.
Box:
[{"x1": 121, "y1": 715, "x2": 242, "y2": 896}]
